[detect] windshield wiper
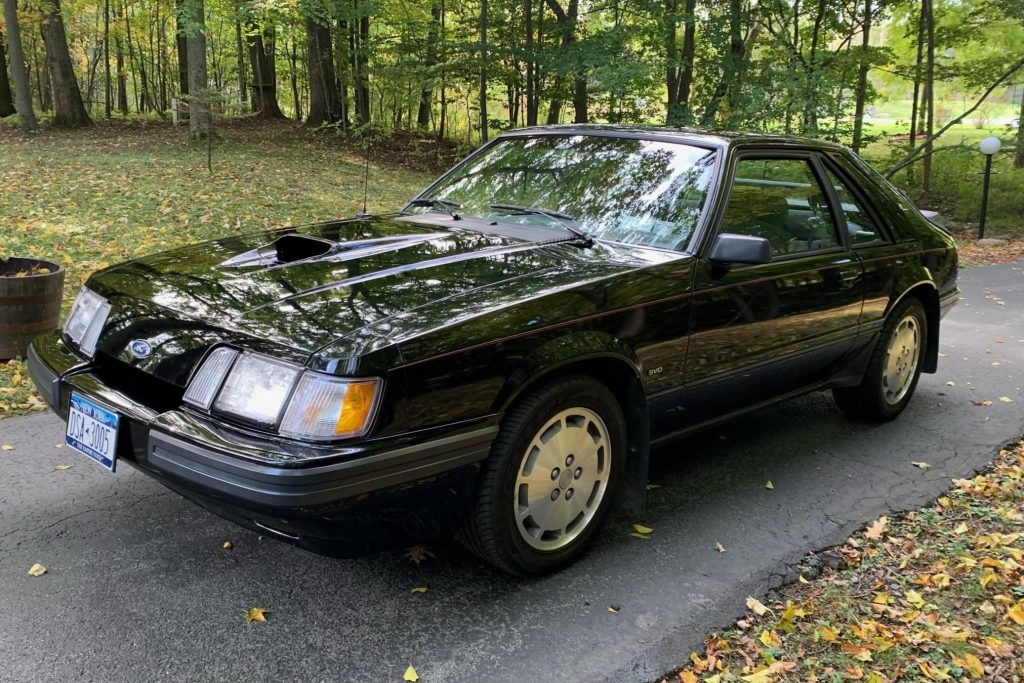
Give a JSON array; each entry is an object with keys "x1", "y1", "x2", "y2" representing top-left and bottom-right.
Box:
[
  {"x1": 408, "y1": 197, "x2": 462, "y2": 220},
  {"x1": 488, "y1": 204, "x2": 595, "y2": 248}
]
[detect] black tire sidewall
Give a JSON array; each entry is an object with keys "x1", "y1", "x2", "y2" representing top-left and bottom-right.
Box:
[
  {"x1": 869, "y1": 298, "x2": 928, "y2": 419},
  {"x1": 481, "y1": 376, "x2": 626, "y2": 575}
]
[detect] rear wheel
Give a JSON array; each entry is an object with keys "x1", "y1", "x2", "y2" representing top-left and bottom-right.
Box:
[
  {"x1": 834, "y1": 297, "x2": 927, "y2": 421},
  {"x1": 461, "y1": 375, "x2": 625, "y2": 575}
]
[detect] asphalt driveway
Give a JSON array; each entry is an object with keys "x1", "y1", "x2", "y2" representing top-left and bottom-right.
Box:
[{"x1": 1, "y1": 263, "x2": 1021, "y2": 683}]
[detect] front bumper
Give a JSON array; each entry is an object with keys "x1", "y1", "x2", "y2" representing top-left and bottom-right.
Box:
[{"x1": 27, "y1": 332, "x2": 498, "y2": 556}]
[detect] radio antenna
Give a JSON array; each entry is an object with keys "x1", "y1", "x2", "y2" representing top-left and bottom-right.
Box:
[{"x1": 359, "y1": 130, "x2": 371, "y2": 218}]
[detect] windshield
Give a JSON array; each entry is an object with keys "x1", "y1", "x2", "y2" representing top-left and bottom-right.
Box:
[{"x1": 410, "y1": 134, "x2": 718, "y2": 251}]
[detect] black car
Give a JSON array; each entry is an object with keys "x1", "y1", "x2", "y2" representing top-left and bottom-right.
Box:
[{"x1": 28, "y1": 126, "x2": 958, "y2": 575}]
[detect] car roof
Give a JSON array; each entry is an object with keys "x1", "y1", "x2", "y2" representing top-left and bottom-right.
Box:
[{"x1": 498, "y1": 124, "x2": 850, "y2": 153}]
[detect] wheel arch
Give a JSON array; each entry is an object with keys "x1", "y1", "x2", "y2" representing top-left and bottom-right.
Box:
[
  {"x1": 492, "y1": 334, "x2": 650, "y2": 517},
  {"x1": 888, "y1": 281, "x2": 940, "y2": 374}
]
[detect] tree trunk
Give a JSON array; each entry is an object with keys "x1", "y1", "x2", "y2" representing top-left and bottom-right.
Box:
[
  {"x1": 305, "y1": 15, "x2": 339, "y2": 126},
  {"x1": 335, "y1": 18, "x2": 350, "y2": 129},
  {"x1": 175, "y1": 0, "x2": 188, "y2": 95},
  {"x1": 40, "y1": 0, "x2": 92, "y2": 127},
  {"x1": 103, "y1": 0, "x2": 111, "y2": 116},
  {"x1": 186, "y1": 0, "x2": 210, "y2": 135},
  {"x1": 1015, "y1": 88, "x2": 1024, "y2": 168},
  {"x1": 0, "y1": 33, "x2": 16, "y2": 117},
  {"x1": 921, "y1": 0, "x2": 934, "y2": 194},
  {"x1": 247, "y1": 23, "x2": 285, "y2": 118},
  {"x1": 290, "y1": 34, "x2": 301, "y2": 120},
  {"x1": 545, "y1": 0, "x2": 586, "y2": 123},
  {"x1": 0, "y1": 0, "x2": 36, "y2": 130},
  {"x1": 701, "y1": 0, "x2": 742, "y2": 126},
  {"x1": 677, "y1": 0, "x2": 695, "y2": 120},
  {"x1": 850, "y1": 0, "x2": 872, "y2": 152},
  {"x1": 417, "y1": 2, "x2": 440, "y2": 130},
  {"x1": 234, "y1": 20, "x2": 246, "y2": 107},
  {"x1": 478, "y1": 0, "x2": 488, "y2": 142},
  {"x1": 349, "y1": 4, "x2": 370, "y2": 125}
]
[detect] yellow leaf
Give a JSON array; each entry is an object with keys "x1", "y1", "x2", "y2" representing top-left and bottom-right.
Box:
[
  {"x1": 715, "y1": 542, "x2": 726, "y2": 553},
  {"x1": 403, "y1": 665, "x2": 419, "y2": 682},
  {"x1": 906, "y1": 590, "x2": 925, "y2": 608},
  {"x1": 53, "y1": 464, "x2": 72, "y2": 471},
  {"x1": 27, "y1": 563, "x2": 47, "y2": 577},
  {"x1": 746, "y1": 596, "x2": 769, "y2": 616},
  {"x1": 765, "y1": 480, "x2": 774, "y2": 490},
  {"x1": 1, "y1": 444, "x2": 13, "y2": 451},
  {"x1": 678, "y1": 672, "x2": 699, "y2": 683},
  {"x1": 917, "y1": 660, "x2": 951, "y2": 680},
  {"x1": 759, "y1": 629, "x2": 781, "y2": 648},
  {"x1": 244, "y1": 607, "x2": 268, "y2": 623},
  {"x1": 1006, "y1": 600, "x2": 1024, "y2": 625},
  {"x1": 912, "y1": 461, "x2": 930, "y2": 469},
  {"x1": 951, "y1": 653, "x2": 984, "y2": 679},
  {"x1": 632, "y1": 523, "x2": 654, "y2": 535},
  {"x1": 931, "y1": 573, "x2": 950, "y2": 588},
  {"x1": 864, "y1": 516, "x2": 888, "y2": 540},
  {"x1": 998, "y1": 396, "x2": 1014, "y2": 403},
  {"x1": 954, "y1": 522, "x2": 969, "y2": 534},
  {"x1": 798, "y1": 574, "x2": 809, "y2": 584},
  {"x1": 411, "y1": 587, "x2": 428, "y2": 594},
  {"x1": 223, "y1": 541, "x2": 234, "y2": 550},
  {"x1": 816, "y1": 625, "x2": 839, "y2": 642}
]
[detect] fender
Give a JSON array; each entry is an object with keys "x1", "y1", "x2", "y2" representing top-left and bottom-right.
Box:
[{"x1": 492, "y1": 331, "x2": 650, "y2": 517}]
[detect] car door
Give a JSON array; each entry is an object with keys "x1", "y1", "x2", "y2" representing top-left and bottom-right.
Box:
[{"x1": 672, "y1": 151, "x2": 865, "y2": 428}]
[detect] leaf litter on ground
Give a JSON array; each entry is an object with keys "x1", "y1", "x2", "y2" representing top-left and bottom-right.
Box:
[{"x1": 662, "y1": 439, "x2": 1024, "y2": 682}]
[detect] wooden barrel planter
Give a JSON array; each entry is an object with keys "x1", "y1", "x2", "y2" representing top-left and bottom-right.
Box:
[{"x1": 0, "y1": 258, "x2": 65, "y2": 361}]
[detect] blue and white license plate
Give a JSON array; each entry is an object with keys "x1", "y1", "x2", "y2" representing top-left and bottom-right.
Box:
[{"x1": 66, "y1": 393, "x2": 120, "y2": 471}]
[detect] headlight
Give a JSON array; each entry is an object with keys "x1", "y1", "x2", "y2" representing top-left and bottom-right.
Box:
[
  {"x1": 213, "y1": 353, "x2": 300, "y2": 427},
  {"x1": 185, "y1": 349, "x2": 380, "y2": 441},
  {"x1": 63, "y1": 287, "x2": 111, "y2": 358},
  {"x1": 279, "y1": 374, "x2": 380, "y2": 440}
]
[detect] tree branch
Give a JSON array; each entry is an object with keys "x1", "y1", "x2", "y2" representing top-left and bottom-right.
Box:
[{"x1": 882, "y1": 55, "x2": 1024, "y2": 178}]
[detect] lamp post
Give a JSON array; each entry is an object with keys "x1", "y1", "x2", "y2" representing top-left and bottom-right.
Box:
[{"x1": 978, "y1": 136, "x2": 1002, "y2": 239}]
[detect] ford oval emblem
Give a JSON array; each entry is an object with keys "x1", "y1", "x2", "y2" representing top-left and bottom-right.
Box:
[{"x1": 129, "y1": 340, "x2": 152, "y2": 359}]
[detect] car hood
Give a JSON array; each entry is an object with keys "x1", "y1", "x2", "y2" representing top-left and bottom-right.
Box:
[{"x1": 88, "y1": 216, "x2": 663, "y2": 386}]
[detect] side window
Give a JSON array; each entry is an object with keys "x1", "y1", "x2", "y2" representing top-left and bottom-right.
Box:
[
  {"x1": 822, "y1": 165, "x2": 885, "y2": 246},
  {"x1": 720, "y1": 158, "x2": 841, "y2": 257}
]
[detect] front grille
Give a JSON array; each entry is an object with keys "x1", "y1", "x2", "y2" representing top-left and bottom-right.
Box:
[{"x1": 91, "y1": 352, "x2": 184, "y2": 413}]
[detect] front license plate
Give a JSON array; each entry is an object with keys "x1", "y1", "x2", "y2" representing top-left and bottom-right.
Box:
[{"x1": 66, "y1": 393, "x2": 120, "y2": 471}]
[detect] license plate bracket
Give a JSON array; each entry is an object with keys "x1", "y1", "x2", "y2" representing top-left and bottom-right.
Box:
[{"x1": 66, "y1": 393, "x2": 120, "y2": 471}]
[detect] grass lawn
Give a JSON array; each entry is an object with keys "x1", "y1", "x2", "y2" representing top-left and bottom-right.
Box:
[
  {"x1": 665, "y1": 440, "x2": 1024, "y2": 683},
  {"x1": 0, "y1": 120, "x2": 433, "y2": 414}
]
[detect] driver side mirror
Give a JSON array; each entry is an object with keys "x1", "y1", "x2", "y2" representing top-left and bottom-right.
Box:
[{"x1": 708, "y1": 233, "x2": 771, "y2": 266}]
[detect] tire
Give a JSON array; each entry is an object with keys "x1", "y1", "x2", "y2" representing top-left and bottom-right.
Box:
[
  {"x1": 833, "y1": 297, "x2": 928, "y2": 422},
  {"x1": 460, "y1": 375, "x2": 626, "y2": 575}
]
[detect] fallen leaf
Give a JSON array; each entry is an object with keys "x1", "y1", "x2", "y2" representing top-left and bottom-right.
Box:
[
  {"x1": 630, "y1": 533, "x2": 652, "y2": 540},
  {"x1": 798, "y1": 574, "x2": 809, "y2": 584},
  {"x1": 758, "y1": 628, "x2": 781, "y2": 648},
  {"x1": 864, "y1": 516, "x2": 888, "y2": 540},
  {"x1": 954, "y1": 522, "x2": 969, "y2": 534},
  {"x1": 411, "y1": 587, "x2": 428, "y2": 594},
  {"x1": 27, "y1": 563, "x2": 47, "y2": 577},
  {"x1": 817, "y1": 624, "x2": 839, "y2": 642},
  {"x1": 244, "y1": 607, "x2": 268, "y2": 623},
  {"x1": 746, "y1": 596, "x2": 769, "y2": 616},
  {"x1": 765, "y1": 480, "x2": 774, "y2": 490},
  {"x1": 679, "y1": 672, "x2": 699, "y2": 683},
  {"x1": 906, "y1": 589, "x2": 925, "y2": 608},
  {"x1": 714, "y1": 542, "x2": 726, "y2": 553},
  {"x1": 998, "y1": 396, "x2": 1014, "y2": 403},
  {"x1": 951, "y1": 652, "x2": 984, "y2": 679},
  {"x1": 632, "y1": 523, "x2": 653, "y2": 535},
  {"x1": 405, "y1": 545, "x2": 435, "y2": 565},
  {"x1": 53, "y1": 464, "x2": 72, "y2": 471},
  {"x1": 222, "y1": 541, "x2": 234, "y2": 550},
  {"x1": 1006, "y1": 600, "x2": 1024, "y2": 625},
  {"x1": 972, "y1": 400, "x2": 993, "y2": 407},
  {"x1": 645, "y1": 483, "x2": 662, "y2": 491},
  {"x1": 912, "y1": 461, "x2": 931, "y2": 469},
  {"x1": 403, "y1": 665, "x2": 419, "y2": 682},
  {"x1": 946, "y1": 381, "x2": 956, "y2": 386},
  {"x1": 607, "y1": 605, "x2": 620, "y2": 613},
  {"x1": 1, "y1": 444, "x2": 13, "y2": 451}
]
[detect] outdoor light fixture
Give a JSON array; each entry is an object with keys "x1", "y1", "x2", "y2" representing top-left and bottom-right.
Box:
[{"x1": 977, "y1": 136, "x2": 1002, "y2": 239}]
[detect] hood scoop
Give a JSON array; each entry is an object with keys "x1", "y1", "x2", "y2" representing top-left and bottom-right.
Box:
[{"x1": 218, "y1": 232, "x2": 443, "y2": 270}]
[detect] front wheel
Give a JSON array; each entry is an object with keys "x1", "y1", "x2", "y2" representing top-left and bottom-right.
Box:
[
  {"x1": 834, "y1": 297, "x2": 928, "y2": 421},
  {"x1": 460, "y1": 375, "x2": 625, "y2": 575}
]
